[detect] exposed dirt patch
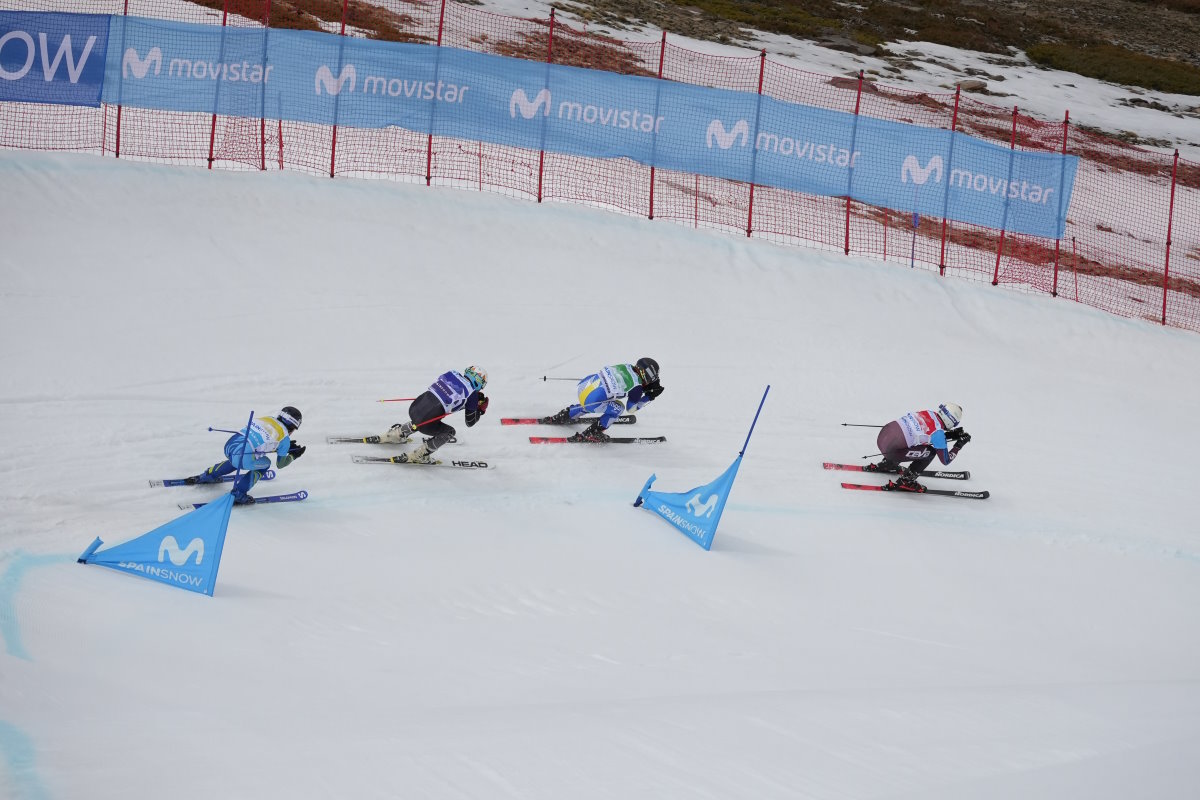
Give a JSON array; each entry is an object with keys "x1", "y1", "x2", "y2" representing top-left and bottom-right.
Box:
[{"x1": 554, "y1": 0, "x2": 1200, "y2": 69}]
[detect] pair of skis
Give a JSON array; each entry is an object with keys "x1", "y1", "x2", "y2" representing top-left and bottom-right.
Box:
[
  {"x1": 182, "y1": 491, "x2": 309, "y2": 510},
  {"x1": 148, "y1": 470, "x2": 276, "y2": 488},
  {"x1": 326, "y1": 432, "x2": 489, "y2": 469},
  {"x1": 502, "y1": 414, "x2": 666, "y2": 445},
  {"x1": 149, "y1": 471, "x2": 309, "y2": 509},
  {"x1": 823, "y1": 462, "x2": 990, "y2": 500}
]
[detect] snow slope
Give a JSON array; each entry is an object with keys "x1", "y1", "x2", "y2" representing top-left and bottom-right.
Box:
[{"x1": 1, "y1": 149, "x2": 1199, "y2": 799}]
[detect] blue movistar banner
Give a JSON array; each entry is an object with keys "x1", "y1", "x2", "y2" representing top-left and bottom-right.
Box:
[
  {"x1": 0, "y1": 11, "x2": 108, "y2": 106},
  {"x1": 2, "y1": 12, "x2": 1078, "y2": 237}
]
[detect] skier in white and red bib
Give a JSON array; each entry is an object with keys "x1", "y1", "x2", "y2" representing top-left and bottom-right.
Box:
[{"x1": 865, "y1": 403, "x2": 971, "y2": 492}]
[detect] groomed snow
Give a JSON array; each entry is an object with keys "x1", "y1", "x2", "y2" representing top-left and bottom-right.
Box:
[{"x1": 1, "y1": 149, "x2": 1199, "y2": 799}]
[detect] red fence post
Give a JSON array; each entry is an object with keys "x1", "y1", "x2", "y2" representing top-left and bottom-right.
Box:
[
  {"x1": 207, "y1": 1, "x2": 230, "y2": 169},
  {"x1": 1072, "y1": 237, "x2": 1078, "y2": 303},
  {"x1": 535, "y1": 10, "x2": 556, "y2": 203},
  {"x1": 1051, "y1": 110, "x2": 1069, "y2": 296},
  {"x1": 329, "y1": 0, "x2": 349, "y2": 178},
  {"x1": 843, "y1": 69, "x2": 863, "y2": 254},
  {"x1": 259, "y1": 0, "x2": 272, "y2": 171},
  {"x1": 114, "y1": 0, "x2": 130, "y2": 158},
  {"x1": 937, "y1": 86, "x2": 960, "y2": 274},
  {"x1": 425, "y1": 0, "x2": 447, "y2": 186},
  {"x1": 1162, "y1": 149, "x2": 1180, "y2": 325},
  {"x1": 746, "y1": 50, "x2": 765, "y2": 237},
  {"x1": 648, "y1": 30, "x2": 666, "y2": 220},
  {"x1": 991, "y1": 106, "x2": 1018, "y2": 285}
]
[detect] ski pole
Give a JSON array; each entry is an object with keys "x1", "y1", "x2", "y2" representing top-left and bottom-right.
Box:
[
  {"x1": 840, "y1": 423, "x2": 883, "y2": 428},
  {"x1": 862, "y1": 452, "x2": 882, "y2": 459},
  {"x1": 377, "y1": 396, "x2": 417, "y2": 403},
  {"x1": 412, "y1": 412, "x2": 453, "y2": 429},
  {"x1": 542, "y1": 376, "x2": 581, "y2": 382}
]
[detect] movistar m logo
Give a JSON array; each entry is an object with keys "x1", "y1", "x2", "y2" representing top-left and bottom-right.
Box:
[
  {"x1": 706, "y1": 119, "x2": 749, "y2": 149},
  {"x1": 508, "y1": 87, "x2": 662, "y2": 132},
  {"x1": 158, "y1": 536, "x2": 204, "y2": 566},
  {"x1": 0, "y1": 30, "x2": 97, "y2": 83},
  {"x1": 901, "y1": 155, "x2": 943, "y2": 186},
  {"x1": 315, "y1": 64, "x2": 356, "y2": 95},
  {"x1": 510, "y1": 88, "x2": 551, "y2": 119},
  {"x1": 123, "y1": 46, "x2": 162, "y2": 79},
  {"x1": 686, "y1": 493, "x2": 719, "y2": 518},
  {"x1": 902, "y1": 152, "x2": 1059, "y2": 205}
]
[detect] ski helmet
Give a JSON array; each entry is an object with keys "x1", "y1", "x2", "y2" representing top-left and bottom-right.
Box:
[
  {"x1": 464, "y1": 365, "x2": 488, "y2": 392},
  {"x1": 635, "y1": 357, "x2": 660, "y2": 385},
  {"x1": 279, "y1": 406, "x2": 303, "y2": 432},
  {"x1": 936, "y1": 403, "x2": 962, "y2": 430}
]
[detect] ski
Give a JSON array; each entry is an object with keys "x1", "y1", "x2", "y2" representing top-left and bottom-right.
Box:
[
  {"x1": 529, "y1": 435, "x2": 666, "y2": 444},
  {"x1": 151, "y1": 470, "x2": 276, "y2": 488},
  {"x1": 501, "y1": 415, "x2": 636, "y2": 426},
  {"x1": 351, "y1": 454, "x2": 492, "y2": 470},
  {"x1": 840, "y1": 482, "x2": 989, "y2": 500},
  {"x1": 823, "y1": 462, "x2": 970, "y2": 480},
  {"x1": 180, "y1": 490, "x2": 308, "y2": 510},
  {"x1": 326, "y1": 435, "x2": 457, "y2": 445}
]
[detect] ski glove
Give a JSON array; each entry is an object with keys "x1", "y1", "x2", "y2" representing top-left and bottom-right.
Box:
[
  {"x1": 644, "y1": 381, "x2": 664, "y2": 400},
  {"x1": 477, "y1": 394, "x2": 489, "y2": 415},
  {"x1": 288, "y1": 441, "x2": 306, "y2": 459}
]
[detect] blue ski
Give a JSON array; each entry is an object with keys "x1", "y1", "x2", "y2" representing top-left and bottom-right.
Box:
[
  {"x1": 179, "y1": 490, "x2": 307, "y2": 510},
  {"x1": 151, "y1": 470, "x2": 276, "y2": 488}
]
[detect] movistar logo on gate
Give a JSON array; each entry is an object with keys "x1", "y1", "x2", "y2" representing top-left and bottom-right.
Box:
[
  {"x1": 705, "y1": 117, "x2": 861, "y2": 169},
  {"x1": 122, "y1": 46, "x2": 161, "y2": 78},
  {"x1": 120, "y1": 45, "x2": 273, "y2": 84},
  {"x1": 686, "y1": 493, "x2": 720, "y2": 518},
  {"x1": 901, "y1": 154, "x2": 943, "y2": 186},
  {"x1": 314, "y1": 64, "x2": 355, "y2": 95},
  {"x1": 158, "y1": 535, "x2": 204, "y2": 566},
  {"x1": 900, "y1": 151, "x2": 1059, "y2": 205},
  {"x1": 706, "y1": 119, "x2": 748, "y2": 149},
  {"x1": 508, "y1": 87, "x2": 664, "y2": 132},
  {"x1": 510, "y1": 88, "x2": 550, "y2": 119},
  {"x1": 312, "y1": 62, "x2": 469, "y2": 102}
]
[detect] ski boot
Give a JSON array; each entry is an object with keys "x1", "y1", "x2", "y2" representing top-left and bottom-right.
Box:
[
  {"x1": 568, "y1": 421, "x2": 610, "y2": 443},
  {"x1": 233, "y1": 494, "x2": 257, "y2": 506},
  {"x1": 863, "y1": 459, "x2": 898, "y2": 474},
  {"x1": 544, "y1": 407, "x2": 572, "y2": 425},
  {"x1": 382, "y1": 422, "x2": 414, "y2": 444},
  {"x1": 403, "y1": 440, "x2": 436, "y2": 464},
  {"x1": 888, "y1": 468, "x2": 926, "y2": 493}
]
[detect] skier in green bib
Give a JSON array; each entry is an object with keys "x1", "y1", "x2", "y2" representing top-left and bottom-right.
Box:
[{"x1": 547, "y1": 358, "x2": 664, "y2": 443}]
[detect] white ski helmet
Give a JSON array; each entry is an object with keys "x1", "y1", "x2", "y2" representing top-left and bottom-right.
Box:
[{"x1": 936, "y1": 403, "x2": 963, "y2": 430}]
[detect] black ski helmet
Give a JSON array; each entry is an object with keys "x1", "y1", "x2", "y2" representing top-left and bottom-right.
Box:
[
  {"x1": 635, "y1": 357, "x2": 660, "y2": 385},
  {"x1": 279, "y1": 406, "x2": 302, "y2": 432}
]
